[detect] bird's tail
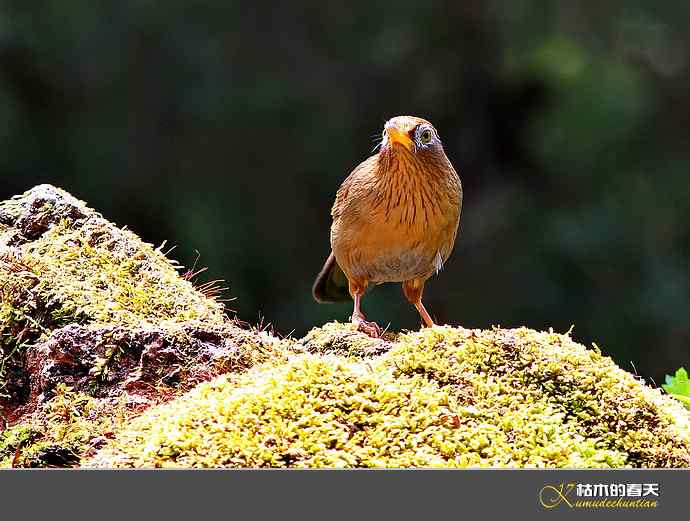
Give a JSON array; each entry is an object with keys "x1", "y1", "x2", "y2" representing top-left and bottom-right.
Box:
[{"x1": 312, "y1": 252, "x2": 351, "y2": 303}]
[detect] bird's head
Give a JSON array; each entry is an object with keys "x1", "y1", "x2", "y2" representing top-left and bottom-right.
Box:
[{"x1": 380, "y1": 115, "x2": 443, "y2": 157}]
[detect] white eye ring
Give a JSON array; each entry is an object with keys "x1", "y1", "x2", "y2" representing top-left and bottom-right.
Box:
[{"x1": 418, "y1": 127, "x2": 433, "y2": 145}]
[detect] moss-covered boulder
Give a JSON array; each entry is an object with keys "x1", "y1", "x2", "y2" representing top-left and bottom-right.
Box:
[
  {"x1": 2, "y1": 185, "x2": 690, "y2": 468},
  {"x1": 89, "y1": 325, "x2": 690, "y2": 468},
  {"x1": 0, "y1": 185, "x2": 288, "y2": 466}
]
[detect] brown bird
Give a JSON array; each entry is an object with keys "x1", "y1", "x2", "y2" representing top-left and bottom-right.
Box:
[{"x1": 313, "y1": 115, "x2": 462, "y2": 336}]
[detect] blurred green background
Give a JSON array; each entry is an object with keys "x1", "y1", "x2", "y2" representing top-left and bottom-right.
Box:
[{"x1": 1, "y1": 1, "x2": 688, "y2": 380}]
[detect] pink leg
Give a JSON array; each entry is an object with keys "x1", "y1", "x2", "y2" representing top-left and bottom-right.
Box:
[
  {"x1": 403, "y1": 279, "x2": 437, "y2": 328},
  {"x1": 349, "y1": 281, "x2": 381, "y2": 337},
  {"x1": 414, "y1": 300, "x2": 436, "y2": 328}
]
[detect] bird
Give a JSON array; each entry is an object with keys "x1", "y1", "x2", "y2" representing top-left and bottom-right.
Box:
[{"x1": 312, "y1": 115, "x2": 462, "y2": 336}]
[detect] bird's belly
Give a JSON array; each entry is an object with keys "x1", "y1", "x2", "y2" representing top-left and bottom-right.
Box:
[
  {"x1": 364, "y1": 248, "x2": 437, "y2": 283},
  {"x1": 332, "y1": 198, "x2": 459, "y2": 284}
]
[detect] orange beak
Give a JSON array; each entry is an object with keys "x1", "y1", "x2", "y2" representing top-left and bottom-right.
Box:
[{"x1": 385, "y1": 123, "x2": 414, "y2": 152}]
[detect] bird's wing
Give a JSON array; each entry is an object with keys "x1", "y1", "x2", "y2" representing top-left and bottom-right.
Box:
[{"x1": 331, "y1": 155, "x2": 378, "y2": 219}]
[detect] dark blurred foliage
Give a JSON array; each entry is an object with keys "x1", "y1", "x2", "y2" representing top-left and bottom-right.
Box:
[{"x1": 1, "y1": 1, "x2": 689, "y2": 379}]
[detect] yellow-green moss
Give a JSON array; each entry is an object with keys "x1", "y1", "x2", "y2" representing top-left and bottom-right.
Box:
[
  {"x1": 1, "y1": 186, "x2": 227, "y2": 341},
  {"x1": 90, "y1": 324, "x2": 690, "y2": 468},
  {"x1": 0, "y1": 423, "x2": 43, "y2": 465},
  {"x1": 0, "y1": 252, "x2": 41, "y2": 344},
  {"x1": 5, "y1": 186, "x2": 690, "y2": 469},
  {"x1": 0, "y1": 251, "x2": 47, "y2": 399},
  {"x1": 299, "y1": 321, "x2": 394, "y2": 357},
  {"x1": 0, "y1": 186, "x2": 235, "y2": 400},
  {"x1": 22, "y1": 219, "x2": 226, "y2": 329},
  {"x1": 1, "y1": 384, "x2": 129, "y2": 467}
]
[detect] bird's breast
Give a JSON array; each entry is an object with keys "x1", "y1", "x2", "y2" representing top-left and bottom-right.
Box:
[
  {"x1": 330, "y1": 151, "x2": 462, "y2": 284},
  {"x1": 332, "y1": 186, "x2": 459, "y2": 283}
]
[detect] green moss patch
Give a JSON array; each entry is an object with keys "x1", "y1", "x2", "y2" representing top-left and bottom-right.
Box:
[
  {"x1": 4, "y1": 185, "x2": 690, "y2": 469},
  {"x1": 0, "y1": 185, "x2": 291, "y2": 466},
  {"x1": 1, "y1": 383, "x2": 129, "y2": 467},
  {"x1": 299, "y1": 320, "x2": 394, "y2": 357},
  {"x1": 0, "y1": 186, "x2": 256, "y2": 405},
  {"x1": 23, "y1": 219, "x2": 226, "y2": 329},
  {"x1": 90, "y1": 324, "x2": 690, "y2": 468}
]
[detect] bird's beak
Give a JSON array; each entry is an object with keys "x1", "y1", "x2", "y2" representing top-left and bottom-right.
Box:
[{"x1": 385, "y1": 123, "x2": 414, "y2": 153}]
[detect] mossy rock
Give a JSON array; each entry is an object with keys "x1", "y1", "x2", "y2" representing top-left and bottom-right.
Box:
[
  {"x1": 0, "y1": 185, "x2": 289, "y2": 466},
  {"x1": 3, "y1": 185, "x2": 690, "y2": 468},
  {"x1": 1, "y1": 186, "x2": 287, "y2": 404},
  {"x1": 89, "y1": 324, "x2": 690, "y2": 468}
]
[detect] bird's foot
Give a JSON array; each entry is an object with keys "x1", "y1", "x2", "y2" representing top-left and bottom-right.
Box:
[{"x1": 351, "y1": 315, "x2": 382, "y2": 337}]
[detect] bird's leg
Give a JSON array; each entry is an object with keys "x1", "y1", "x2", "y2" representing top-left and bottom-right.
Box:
[
  {"x1": 349, "y1": 280, "x2": 381, "y2": 337},
  {"x1": 403, "y1": 279, "x2": 436, "y2": 328},
  {"x1": 414, "y1": 300, "x2": 435, "y2": 328}
]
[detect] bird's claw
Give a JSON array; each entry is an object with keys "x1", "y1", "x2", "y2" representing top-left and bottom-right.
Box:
[{"x1": 352, "y1": 317, "x2": 382, "y2": 338}]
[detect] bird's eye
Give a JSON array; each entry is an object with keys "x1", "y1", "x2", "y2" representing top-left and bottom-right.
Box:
[{"x1": 419, "y1": 128, "x2": 433, "y2": 145}]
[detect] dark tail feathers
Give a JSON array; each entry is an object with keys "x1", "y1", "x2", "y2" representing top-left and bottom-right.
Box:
[{"x1": 312, "y1": 252, "x2": 351, "y2": 303}]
